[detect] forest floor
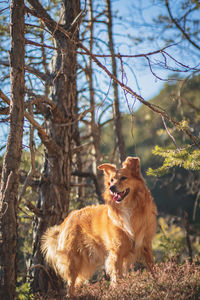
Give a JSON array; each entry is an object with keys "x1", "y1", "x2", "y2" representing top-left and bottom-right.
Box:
[
  {"x1": 40, "y1": 259, "x2": 200, "y2": 300},
  {"x1": 77, "y1": 260, "x2": 200, "y2": 300}
]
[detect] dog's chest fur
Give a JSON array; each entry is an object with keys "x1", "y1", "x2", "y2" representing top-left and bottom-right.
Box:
[
  {"x1": 108, "y1": 207, "x2": 134, "y2": 239},
  {"x1": 120, "y1": 208, "x2": 134, "y2": 238}
]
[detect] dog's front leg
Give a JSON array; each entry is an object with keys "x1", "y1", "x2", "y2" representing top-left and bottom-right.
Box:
[{"x1": 105, "y1": 251, "x2": 120, "y2": 285}]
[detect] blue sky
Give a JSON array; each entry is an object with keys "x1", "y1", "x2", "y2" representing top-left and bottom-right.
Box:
[
  {"x1": 78, "y1": 0, "x2": 171, "y2": 116},
  {"x1": 0, "y1": 0, "x2": 199, "y2": 153},
  {"x1": 111, "y1": 0, "x2": 166, "y2": 101},
  {"x1": 108, "y1": 0, "x2": 199, "y2": 104}
]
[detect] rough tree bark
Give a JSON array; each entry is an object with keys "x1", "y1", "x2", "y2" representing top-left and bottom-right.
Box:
[
  {"x1": 26, "y1": 0, "x2": 80, "y2": 295},
  {"x1": 88, "y1": 0, "x2": 103, "y2": 194},
  {"x1": 0, "y1": 0, "x2": 25, "y2": 299},
  {"x1": 105, "y1": 0, "x2": 126, "y2": 163}
]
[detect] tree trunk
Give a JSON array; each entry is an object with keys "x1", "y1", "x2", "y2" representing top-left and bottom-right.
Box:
[
  {"x1": 31, "y1": 0, "x2": 80, "y2": 295},
  {"x1": 88, "y1": 0, "x2": 103, "y2": 196},
  {"x1": 0, "y1": 0, "x2": 25, "y2": 299},
  {"x1": 105, "y1": 0, "x2": 126, "y2": 164}
]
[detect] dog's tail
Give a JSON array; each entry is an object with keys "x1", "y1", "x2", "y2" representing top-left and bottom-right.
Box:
[{"x1": 41, "y1": 225, "x2": 60, "y2": 271}]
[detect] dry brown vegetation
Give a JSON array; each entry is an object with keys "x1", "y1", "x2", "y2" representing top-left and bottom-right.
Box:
[
  {"x1": 75, "y1": 260, "x2": 200, "y2": 300},
  {"x1": 38, "y1": 259, "x2": 200, "y2": 299}
]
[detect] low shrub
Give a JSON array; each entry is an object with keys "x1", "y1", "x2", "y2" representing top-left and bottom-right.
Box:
[{"x1": 76, "y1": 260, "x2": 200, "y2": 300}]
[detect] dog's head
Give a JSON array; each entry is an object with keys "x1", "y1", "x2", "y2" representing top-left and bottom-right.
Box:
[{"x1": 98, "y1": 157, "x2": 141, "y2": 205}]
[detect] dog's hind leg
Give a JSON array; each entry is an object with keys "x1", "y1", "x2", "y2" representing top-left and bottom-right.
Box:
[
  {"x1": 142, "y1": 243, "x2": 154, "y2": 269},
  {"x1": 58, "y1": 255, "x2": 80, "y2": 298},
  {"x1": 65, "y1": 265, "x2": 79, "y2": 298}
]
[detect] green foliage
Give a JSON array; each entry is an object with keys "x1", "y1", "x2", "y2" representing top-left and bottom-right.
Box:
[
  {"x1": 145, "y1": 75, "x2": 200, "y2": 177},
  {"x1": 153, "y1": 216, "x2": 200, "y2": 263},
  {"x1": 153, "y1": 217, "x2": 186, "y2": 262},
  {"x1": 16, "y1": 281, "x2": 34, "y2": 300},
  {"x1": 147, "y1": 146, "x2": 200, "y2": 176}
]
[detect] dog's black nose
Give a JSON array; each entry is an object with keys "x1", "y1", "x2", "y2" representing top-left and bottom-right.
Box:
[{"x1": 110, "y1": 185, "x2": 117, "y2": 193}]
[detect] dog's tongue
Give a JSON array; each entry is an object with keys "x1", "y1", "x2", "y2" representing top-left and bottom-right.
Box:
[{"x1": 113, "y1": 192, "x2": 122, "y2": 202}]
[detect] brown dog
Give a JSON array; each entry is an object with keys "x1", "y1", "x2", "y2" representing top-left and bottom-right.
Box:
[{"x1": 41, "y1": 157, "x2": 157, "y2": 297}]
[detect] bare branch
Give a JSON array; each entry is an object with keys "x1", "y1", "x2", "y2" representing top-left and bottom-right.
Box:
[
  {"x1": 26, "y1": 90, "x2": 56, "y2": 110},
  {"x1": 73, "y1": 142, "x2": 93, "y2": 154},
  {"x1": 25, "y1": 38, "x2": 57, "y2": 51},
  {"x1": 0, "y1": 59, "x2": 52, "y2": 83},
  {"x1": 72, "y1": 171, "x2": 103, "y2": 203},
  {"x1": 69, "y1": 9, "x2": 86, "y2": 30},
  {"x1": 78, "y1": 43, "x2": 200, "y2": 149},
  {"x1": 161, "y1": 116, "x2": 181, "y2": 151},
  {"x1": 0, "y1": 89, "x2": 11, "y2": 106},
  {"x1": 25, "y1": 2, "x2": 59, "y2": 36},
  {"x1": 0, "y1": 89, "x2": 62, "y2": 155},
  {"x1": 165, "y1": 0, "x2": 200, "y2": 51},
  {"x1": 23, "y1": 7, "x2": 200, "y2": 149},
  {"x1": 54, "y1": 108, "x2": 91, "y2": 127},
  {"x1": 0, "y1": 107, "x2": 9, "y2": 115},
  {"x1": 25, "y1": 65, "x2": 52, "y2": 83},
  {"x1": 25, "y1": 199, "x2": 42, "y2": 217},
  {"x1": 0, "y1": 87, "x2": 41, "y2": 127},
  {"x1": 77, "y1": 43, "x2": 177, "y2": 58}
]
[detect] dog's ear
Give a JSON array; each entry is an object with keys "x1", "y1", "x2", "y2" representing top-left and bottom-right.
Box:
[
  {"x1": 98, "y1": 163, "x2": 116, "y2": 176},
  {"x1": 122, "y1": 157, "x2": 141, "y2": 177}
]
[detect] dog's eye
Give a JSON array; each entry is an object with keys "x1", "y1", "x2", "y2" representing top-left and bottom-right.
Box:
[
  {"x1": 110, "y1": 178, "x2": 114, "y2": 183},
  {"x1": 120, "y1": 176, "x2": 127, "y2": 181}
]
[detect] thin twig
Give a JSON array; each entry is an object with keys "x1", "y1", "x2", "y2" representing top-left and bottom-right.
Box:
[
  {"x1": 25, "y1": 199, "x2": 42, "y2": 217},
  {"x1": 23, "y1": 3, "x2": 200, "y2": 149},
  {"x1": 161, "y1": 115, "x2": 181, "y2": 151},
  {"x1": 25, "y1": 38, "x2": 57, "y2": 51},
  {"x1": 165, "y1": 0, "x2": 200, "y2": 51}
]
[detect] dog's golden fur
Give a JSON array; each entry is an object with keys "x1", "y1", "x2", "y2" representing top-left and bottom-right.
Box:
[{"x1": 41, "y1": 157, "x2": 157, "y2": 297}]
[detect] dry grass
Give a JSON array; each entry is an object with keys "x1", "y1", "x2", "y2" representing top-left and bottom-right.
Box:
[{"x1": 73, "y1": 260, "x2": 200, "y2": 300}]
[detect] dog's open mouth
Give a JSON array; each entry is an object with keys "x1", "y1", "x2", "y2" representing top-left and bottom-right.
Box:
[{"x1": 110, "y1": 188, "x2": 130, "y2": 203}]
